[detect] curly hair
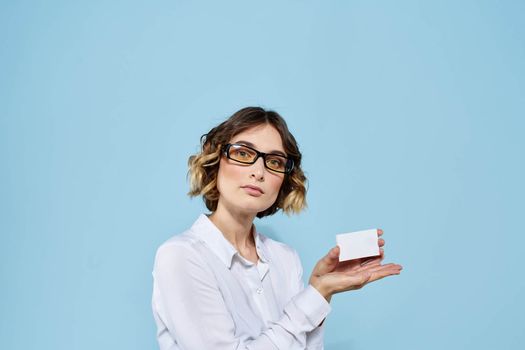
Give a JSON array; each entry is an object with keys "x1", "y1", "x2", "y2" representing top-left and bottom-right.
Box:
[{"x1": 187, "y1": 107, "x2": 307, "y2": 218}]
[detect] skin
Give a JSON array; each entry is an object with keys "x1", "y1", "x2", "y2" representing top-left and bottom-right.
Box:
[
  {"x1": 308, "y1": 231, "x2": 402, "y2": 302},
  {"x1": 209, "y1": 123, "x2": 403, "y2": 302},
  {"x1": 209, "y1": 123, "x2": 285, "y2": 263}
]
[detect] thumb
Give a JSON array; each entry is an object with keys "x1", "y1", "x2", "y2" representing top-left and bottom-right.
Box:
[{"x1": 312, "y1": 246, "x2": 340, "y2": 276}]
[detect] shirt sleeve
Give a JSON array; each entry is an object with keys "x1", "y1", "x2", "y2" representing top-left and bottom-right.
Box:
[
  {"x1": 289, "y1": 248, "x2": 329, "y2": 350},
  {"x1": 152, "y1": 242, "x2": 331, "y2": 350}
]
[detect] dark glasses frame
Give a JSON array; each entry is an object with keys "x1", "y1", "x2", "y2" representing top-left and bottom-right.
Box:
[{"x1": 222, "y1": 143, "x2": 294, "y2": 174}]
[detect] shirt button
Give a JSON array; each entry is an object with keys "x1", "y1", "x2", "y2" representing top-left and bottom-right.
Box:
[{"x1": 256, "y1": 288, "x2": 263, "y2": 294}]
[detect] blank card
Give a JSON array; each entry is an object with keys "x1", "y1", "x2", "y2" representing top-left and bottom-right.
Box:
[{"x1": 336, "y1": 229, "x2": 380, "y2": 261}]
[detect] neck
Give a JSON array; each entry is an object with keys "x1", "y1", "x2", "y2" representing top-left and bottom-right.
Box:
[{"x1": 208, "y1": 203, "x2": 257, "y2": 254}]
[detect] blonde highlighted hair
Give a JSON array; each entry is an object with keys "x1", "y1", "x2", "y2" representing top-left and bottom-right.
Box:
[{"x1": 187, "y1": 107, "x2": 307, "y2": 218}]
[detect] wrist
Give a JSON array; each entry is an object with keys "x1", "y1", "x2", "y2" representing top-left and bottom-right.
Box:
[{"x1": 310, "y1": 279, "x2": 332, "y2": 302}]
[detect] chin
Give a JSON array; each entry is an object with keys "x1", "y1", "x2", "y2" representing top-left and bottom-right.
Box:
[
  {"x1": 219, "y1": 191, "x2": 277, "y2": 216},
  {"x1": 239, "y1": 204, "x2": 270, "y2": 216},
  {"x1": 237, "y1": 199, "x2": 274, "y2": 216}
]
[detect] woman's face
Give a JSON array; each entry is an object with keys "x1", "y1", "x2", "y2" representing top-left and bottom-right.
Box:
[{"x1": 216, "y1": 123, "x2": 286, "y2": 216}]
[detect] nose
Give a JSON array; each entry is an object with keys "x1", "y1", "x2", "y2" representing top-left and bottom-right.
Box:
[{"x1": 250, "y1": 156, "x2": 265, "y2": 181}]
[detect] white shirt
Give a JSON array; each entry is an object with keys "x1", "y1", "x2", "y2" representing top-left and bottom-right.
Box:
[{"x1": 152, "y1": 214, "x2": 331, "y2": 350}]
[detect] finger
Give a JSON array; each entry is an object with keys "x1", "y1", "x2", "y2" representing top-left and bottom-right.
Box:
[
  {"x1": 338, "y1": 264, "x2": 402, "y2": 292},
  {"x1": 360, "y1": 257, "x2": 381, "y2": 267},
  {"x1": 361, "y1": 262, "x2": 400, "y2": 272},
  {"x1": 371, "y1": 249, "x2": 385, "y2": 264},
  {"x1": 359, "y1": 248, "x2": 385, "y2": 267},
  {"x1": 364, "y1": 263, "x2": 403, "y2": 277},
  {"x1": 378, "y1": 238, "x2": 385, "y2": 247},
  {"x1": 377, "y1": 229, "x2": 383, "y2": 237},
  {"x1": 329, "y1": 246, "x2": 340, "y2": 259},
  {"x1": 358, "y1": 260, "x2": 401, "y2": 275},
  {"x1": 368, "y1": 265, "x2": 403, "y2": 282},
  {"x1": 360, "y1": 255, "x2": 381, "y2": 266},
  {"x1": 358, "y1": 259, "x2": 382, "y2": 271},
  {"x1": 312, "y1": 246, "x2": 340, "y2": 275}
]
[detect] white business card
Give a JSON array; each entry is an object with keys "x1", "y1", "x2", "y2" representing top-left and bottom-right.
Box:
[{"x1": 336, "y1": 229, "x2": 380, "y2": 261}]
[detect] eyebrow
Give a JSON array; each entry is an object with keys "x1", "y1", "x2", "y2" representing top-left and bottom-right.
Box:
[{"x1": 234, "y1": 140, "x2": 287, "y2": 157}]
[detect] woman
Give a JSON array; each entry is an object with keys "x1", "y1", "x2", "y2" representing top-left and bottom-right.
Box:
[{"x1": 152, "y1": 107, "x2": 402, "y2": 349}]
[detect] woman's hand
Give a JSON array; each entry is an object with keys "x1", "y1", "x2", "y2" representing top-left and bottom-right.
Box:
[{"x1": 309, "y1": 229, "x2": 403, "y2": 302}]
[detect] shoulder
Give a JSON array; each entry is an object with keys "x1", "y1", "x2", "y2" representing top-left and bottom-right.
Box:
[
  {"x1": 153, "y1": 227, "x2": 205, "y2": 270},
  {"x1": 152, "y1": 225, "x2": 223, "y2": 294}
]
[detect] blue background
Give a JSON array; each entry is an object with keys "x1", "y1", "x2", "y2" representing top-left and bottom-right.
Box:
[{"x1": 1, "y1": 1, "x2": 524, "y2": 349}]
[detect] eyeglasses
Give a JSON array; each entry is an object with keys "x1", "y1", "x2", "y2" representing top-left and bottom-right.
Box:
[{"x1": 223, "y1": 143, "x2": 294, "y2": 174}]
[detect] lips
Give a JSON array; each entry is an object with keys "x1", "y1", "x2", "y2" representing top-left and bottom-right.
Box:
[{"x1": 241, "y1": 185, "x2": 264, "y2": 195}]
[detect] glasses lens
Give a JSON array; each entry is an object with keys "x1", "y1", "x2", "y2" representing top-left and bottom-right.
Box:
[
  {"x1": 228, "y1": 144, "x2": 257, "y2": 163},
  {"x1": 265, "y1": 154, "x2": 288, "y2": 172}
]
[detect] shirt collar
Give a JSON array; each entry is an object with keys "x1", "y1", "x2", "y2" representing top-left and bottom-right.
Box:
[
  {"x1": 253, "y1": 228, "x2": 270, "y2": 264},
  {"x1": 190, "y1": 214, "x2": 270, "y2": 269}
]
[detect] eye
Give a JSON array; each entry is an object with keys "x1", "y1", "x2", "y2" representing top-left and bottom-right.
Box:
[
  {"x1": 230, "y1": 145, "x2": 256, "y2": 161},
  {"x1": 266, "y1": 156, "x2": 285, "y2": 169},
  {"x1": 235, "y1": 149, "x2": 250, "y2": 159}
]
